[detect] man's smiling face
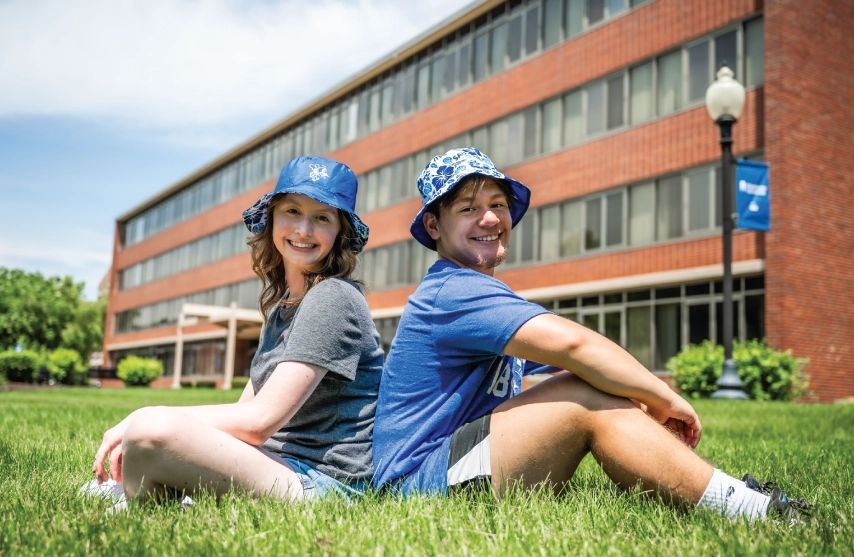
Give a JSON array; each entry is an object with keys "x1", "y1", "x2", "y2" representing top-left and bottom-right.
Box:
[{"x1": 423, "y1": 178, "x2": 512, "y2": 276}]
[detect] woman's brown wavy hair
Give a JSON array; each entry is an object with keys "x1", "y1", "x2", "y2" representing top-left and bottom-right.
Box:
[{"x1": 249, "y1": 194, "x2": 363, "y2": 322}]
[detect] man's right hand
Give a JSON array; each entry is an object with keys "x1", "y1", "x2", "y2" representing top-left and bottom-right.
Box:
[{"x1": 645, "y1": 395, "x2": 703, "y2": 449}]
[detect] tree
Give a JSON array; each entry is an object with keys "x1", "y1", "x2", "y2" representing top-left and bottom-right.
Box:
[{"x1": 0, "y1": 268, "x2": 105, "y2": 363}]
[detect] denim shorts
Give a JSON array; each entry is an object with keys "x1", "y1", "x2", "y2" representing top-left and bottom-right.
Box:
[{"x1": 282, "y1": 458, "x2": 367, "y2": 501}]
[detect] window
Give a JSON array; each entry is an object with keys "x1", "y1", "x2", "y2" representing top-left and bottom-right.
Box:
[
  {"x1": 401, "y1": 67, "x2": 415, "y2": 115},
  {"x1": 630, "y1": 62, "x2": 653, "y2": 125},
  {"x1": 657, "y1": 51, "x2": 682, "y2": 116},
  {"x1": 444, "y1": 45, "x2": 458, "y2": 95},
  {"x1": 606, "y1": 191, "x2": 623, "y2": 246},
  {"x1": 543, "y1": 0, "x2": 563, "y2": 48},
  {"x1": 473, "y1": 32, "x2": 489, "y2": 82},
  {"x1": 607, "y1": 0, "x2": 627, "y2": 17},
  {"x1": 627, "y1": 306, "x2": 652, "y2": 368},
  {"x1": 607, "y1": 74, "x2": 625, "y2": 129},
  {"x1": 489, "y1": 118, "x2": 509, "y2": 169},
  {"x1": 519, "y1": 213, "x2": 536, "y2": 262},
  {"x1": 585, "y1": 197, "x2": 602, "y2": 250},
  {"x1": 507, "y1": 14, "x2": 523, "y2": 64},
  {"x1": 561, "y1": 200, "x2": 582, "y2": 256},
  {"x1": 458, "y1": 40, "x2": 472, "y2": 88},
  {"x1": 629, "y1": 182, "x2": 654, "y2": 245},
  {"x1": 656, "y1": 176, "x2": 683, "y2": 240},
  {"x1": 587, "y1": 0, "x2": 605, "y2": 26},
  {"x1": 525, "y1": 5, "x2": 540, "y2": 56},
  {"x1": 715, "y1": 30, "x2": 738, "y2": 78},
  {"x1": 744, "y1": 19, "x2": 764, "y2": 87},
  {"x1": 687, "y1": 168, "x2": 712, "y2": 231},
  {"x1": 377, "y1": 166, "x2": 392, "y2": 208},
  {"x1": 523, "y1": 107, "x2": 539, "y2": 159},
  {"x1": 506, "y1": 113, "x2": 525, "y2": 167},
  {"x1": 491, "y1": 21, "x2": 508, "y2": 73},
  {"x1": 587, "y1": 81, "x2": 605, "y2": 135},
  {"x1": 416, "y1": 63, "x2": 431, "y2": 109},
  {"x1": 472, "y1": 127, "x2": 489, "y2": 154},
  {"x1": 542, "y1": 98, "x2": 562, "y2": 152},
  {"x1": 688, "y1": 41, "x2": 711, "y2": 102},
  {"x1": 563, "y1": 90, "x2": 583, "y2": 145},
  {"x1": 655, "y1": 303, "x2": 681, "y2": 369},
  {"x1": 688, "y1": 303, "x2": 711, "y2": 344},
  {"x1": 539, "y1": 204, "x2": 560, "y2": 260},
  {"x1": 431, "y1": 54, "x2": 445, "y2": 102},
  {"x1": 566, "y1": 0, "x2": 584, "y2": 38},
  {"x1": 369, "y1": 87, "x2": 381, "y2": 132},
  {"x1": 365, "y1": 170, "x2": 379, "y2": 212}
]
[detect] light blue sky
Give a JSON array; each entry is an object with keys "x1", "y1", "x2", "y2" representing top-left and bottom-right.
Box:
[{"x1": 0, "y1": 0, "x2": 468, "y2": 299}]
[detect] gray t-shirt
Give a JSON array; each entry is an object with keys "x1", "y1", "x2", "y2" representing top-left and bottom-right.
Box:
[{"x1": 250, "y1": 278, "x2": 383, "y2": 482}]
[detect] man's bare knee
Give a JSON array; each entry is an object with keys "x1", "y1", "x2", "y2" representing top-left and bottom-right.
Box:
[{"x1": 534, "y1": 373, "x2": 636, "y2": 412}]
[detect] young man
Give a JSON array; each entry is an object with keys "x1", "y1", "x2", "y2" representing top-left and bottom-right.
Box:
[{"x1": 373, "y1": 148, "x2": 811, "y2": 521}]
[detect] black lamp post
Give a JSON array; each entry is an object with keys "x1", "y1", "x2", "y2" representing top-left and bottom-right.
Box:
[{"x1": 706, "y1": 65, "x2": 748, "y2": 400}]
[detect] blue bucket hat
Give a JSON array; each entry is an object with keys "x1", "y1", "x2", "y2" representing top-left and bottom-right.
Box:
[
  {"x1": 242, "y1": 156, "x2": 370, "y2": 254},
  {"x1": 410, "y1": 147, "x2": 531, "y2": 250}
]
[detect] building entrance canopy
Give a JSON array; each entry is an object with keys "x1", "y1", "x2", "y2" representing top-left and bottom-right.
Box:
[{"x1": 172, "y1": 302, "x2": 263, "y2": 390}]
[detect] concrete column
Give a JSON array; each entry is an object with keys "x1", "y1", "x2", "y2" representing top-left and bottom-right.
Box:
[
  {"x1": 222, "y1": 301, "x2": 237, "y2": 391},
  {"x1": 172, "y1": 311, "x2": 185, "y2": 389}
]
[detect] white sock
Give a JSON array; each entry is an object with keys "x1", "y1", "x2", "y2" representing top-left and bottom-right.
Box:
[{"x1": 697, "y1": 469, "x2": 770, "y2": 520}]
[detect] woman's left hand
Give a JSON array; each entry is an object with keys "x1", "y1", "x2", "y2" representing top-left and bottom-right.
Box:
[{"x1": 92, "y1": 412, "x2": 138, "y2": 484}]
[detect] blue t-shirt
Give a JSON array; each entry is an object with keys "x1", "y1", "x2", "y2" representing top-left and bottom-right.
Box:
[{"x1": 373, "y1": 260, "x2": 558, "y2": 494}]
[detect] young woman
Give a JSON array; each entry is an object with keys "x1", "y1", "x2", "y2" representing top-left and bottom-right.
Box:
[{"x1": 91, "y1": 156, "x2": 383, "y2": 502}]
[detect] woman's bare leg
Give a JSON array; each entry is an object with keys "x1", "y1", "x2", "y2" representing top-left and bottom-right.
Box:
[{"x1": 121, "y1": 407, "x2": 304, "y2": 501}]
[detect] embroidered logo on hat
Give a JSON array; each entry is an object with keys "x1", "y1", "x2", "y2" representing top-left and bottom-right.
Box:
[{"x1": 309, "y1": 164, "x2": 329, "y2": 182}]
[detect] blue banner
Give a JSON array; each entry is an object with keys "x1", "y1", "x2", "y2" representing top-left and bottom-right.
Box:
[{"x1": 736, "y1": 160, "x2": 770, "y2": 231}]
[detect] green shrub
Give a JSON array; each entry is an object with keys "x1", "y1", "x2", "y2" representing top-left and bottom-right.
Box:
[
  {"x1": 0, "y1": 350, "x2": 42, "y2": 383},
  {"x1": 667, "y1": 339, "x2": 809, "y2": 401},
  {"x1": 117, "y1": 356, "x2": 163, "y2": 387},
  {"x1": 47, "y1": 348, "x2": 88, "y2": 385}
]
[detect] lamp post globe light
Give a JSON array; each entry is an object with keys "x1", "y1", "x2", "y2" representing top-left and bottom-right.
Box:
[{"x1": 706, "y1": 65, "x2": 749, "y2": 400}]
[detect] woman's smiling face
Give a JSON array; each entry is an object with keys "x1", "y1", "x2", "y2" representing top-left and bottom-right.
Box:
[{"x1": 271, "y1": 193, "x2": 341, "y2": 274}]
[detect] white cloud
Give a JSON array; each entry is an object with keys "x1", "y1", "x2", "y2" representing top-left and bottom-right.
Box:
[{"x1": 0, "y1": 0, "x2": 470, "y2": 131}]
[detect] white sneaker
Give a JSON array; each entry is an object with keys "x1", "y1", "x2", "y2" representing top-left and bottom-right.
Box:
[{"x1": 79, "y1": 479, "x2": 128, "y2": 513}]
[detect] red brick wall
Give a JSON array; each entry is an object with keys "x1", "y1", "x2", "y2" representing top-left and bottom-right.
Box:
[{"x1": 764, "y1": 1, "x2": 854, "y2": 402}]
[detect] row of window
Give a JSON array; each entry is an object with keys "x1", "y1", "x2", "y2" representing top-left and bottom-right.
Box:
[
  {"x1": 122, "y1": 0, "x2": 656, "y2": 247},
  {"x1": 119, "y1": 224, "x2": 250, "y2": 291},
  {"x1": 110, "y1": 340, "x2": 226, "y2": 378},
  {"x1": 374, "y1": 276, "x2": 765, "y2": 371},
  {"x1": 114, "y1": 279, "x2": 261, "y2": 334},
  {"x1": 358, "y1": 153, "x2": 765, "y2": 292},
  {"x1": 355, "y1": 240, "x2": 438, "y2": 292},
  {"x1": 356, "y1": 17, "x2": 763, "y2": 214}
]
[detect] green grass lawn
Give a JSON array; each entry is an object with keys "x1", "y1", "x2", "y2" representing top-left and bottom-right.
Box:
[{"x1": 1, "y1": 388, "x2": 852, "y2": 556}]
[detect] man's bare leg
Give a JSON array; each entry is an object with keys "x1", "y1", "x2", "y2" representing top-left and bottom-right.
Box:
[
  {"x1": 489, "y1": 373, "x2": 714, "y2": 506},
  {"x1": 121, "y1": 407, "x2": 304, "y2": 501}
]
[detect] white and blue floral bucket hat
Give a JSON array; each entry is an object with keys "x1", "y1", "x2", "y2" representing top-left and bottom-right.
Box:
[
  {"x1": 410, "y1": 147, "x2": 531, "y2": 250},
  {"x1": 242, "y1": 156, "x2": 370, "y2": 254}
]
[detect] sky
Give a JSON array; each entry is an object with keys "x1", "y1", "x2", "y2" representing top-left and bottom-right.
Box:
[{"x1": 0, "y1": 0, "x2": 471, "y2": 300}]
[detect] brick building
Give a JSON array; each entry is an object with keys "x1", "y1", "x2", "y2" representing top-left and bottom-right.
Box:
[{"x1": 105, "y1": 0, "x2": 854, "y2": 401}]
